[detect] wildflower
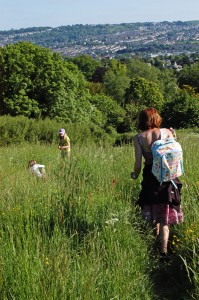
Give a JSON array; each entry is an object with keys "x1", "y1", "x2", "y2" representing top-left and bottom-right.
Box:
[
  {"x1": 58, "y1": 208, "x2": 63, "y2": 223},
  {"x1": 111, "y1": 178, "x2": 116, "y2": 186},
  {"x1": 88, "y1": 192, "x2": 93, "y2": 202},
  {"x1": 186, "y1": 229, "x2": 194, "y2": 234},
  {"x1": 110, "y1": 178, "x2": 117, "y2": 192},
  {"x1": 12, "y1": 206, "x2": 20, "y2": 212},
  {"x1": 110, "y1": 213, "x2": 118, "y2": 217},
  {"x1": 190, "y1": 223, "x2": 196, "y2": 228},
  {"x1": 105, "y1": 218, "x2": 119, "y2": 225},
  {"x1": 44, "y1": 257, "x2": 49, "y2": 266}
]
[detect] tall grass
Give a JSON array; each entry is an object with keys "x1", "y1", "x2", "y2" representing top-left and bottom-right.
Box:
[
  {"x1": 171, "y1": 131, "x2": 199, "y2": 299},
  {"x1": 0, "y1": 129, "x2": 198, "y2": 299}
]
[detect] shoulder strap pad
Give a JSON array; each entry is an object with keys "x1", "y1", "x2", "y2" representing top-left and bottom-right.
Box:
[{"x1": 160, "y1": 128, "x2": 168, "y2": 140}]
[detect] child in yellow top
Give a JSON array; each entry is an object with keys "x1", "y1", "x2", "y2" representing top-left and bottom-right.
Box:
[{"x1": 58, "y1": 128, "x2": 70, "y2": 158}]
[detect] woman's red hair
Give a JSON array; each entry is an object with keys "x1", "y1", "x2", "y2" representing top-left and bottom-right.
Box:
[{"x1": 138, "y1": 107, "x2": 162, "y2": 131}]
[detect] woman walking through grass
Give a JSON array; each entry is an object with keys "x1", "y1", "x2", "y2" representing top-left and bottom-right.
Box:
[{"x1": 131, "y1": 107, "x2": 184, "y2": 256}]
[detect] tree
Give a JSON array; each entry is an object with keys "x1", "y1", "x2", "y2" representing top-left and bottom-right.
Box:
[
  {"x1": 126, "y1": 58, "x2": 160, "y2": 83},
  {"x1": 121, "y1": 76, "x2": 164, "y2": 131},
  {"x1": 69, "y1": 54, "x2": 101, "y2": 81},
  {"x1": 0, "y1": 42, "x2": 92, "y2": 122},
  {"x1": 0, "y1": 43, "x2": 40, "y2": 117},
  {"x1": 125, "y1": 76, "x2": 164, "y2": 110},
  {"x1": 92, "y1": 66, "x2": 107, "y2": 83},
  {"x1": 177, "y1": 62, "x2": 199, "y2": 93},
  {"x1": 162, "y1": 88, "x2": 199, "y2": 128},
  {"x1": 157, "y1": 68, "x2": 178, "y2": 103},
  {"x1": 102, "y1": 59, "x2": 130, "y2": 105},
  {"x1": 89, "y1": 94, "x2": 125, "y2": 130}
]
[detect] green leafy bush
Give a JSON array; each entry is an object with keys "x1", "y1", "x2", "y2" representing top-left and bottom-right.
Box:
[
  {"x1": 0, "y1": 116, "x2": 118, "y2": 146},
  {"x1": 162, "y1": 90, "x2": 199, "y2": 128}
]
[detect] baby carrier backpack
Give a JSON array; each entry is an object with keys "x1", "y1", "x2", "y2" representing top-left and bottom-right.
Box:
[{"x1": 151, "y1": 129, "x2": 184, "y2": 183}]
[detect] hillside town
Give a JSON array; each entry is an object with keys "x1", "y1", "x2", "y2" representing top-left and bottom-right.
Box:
[{"x1": 0, "y1": 21, "x2": 199, "y2": 59}]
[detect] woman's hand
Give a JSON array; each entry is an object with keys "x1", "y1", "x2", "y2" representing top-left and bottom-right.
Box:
[{"x1": 131, "y1": 172, "x2": 137, "y2": 179}]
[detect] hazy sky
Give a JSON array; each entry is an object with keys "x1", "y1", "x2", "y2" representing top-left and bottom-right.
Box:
[{"x1": 1, "y1": 0, "x2": 199, "y2": 30}]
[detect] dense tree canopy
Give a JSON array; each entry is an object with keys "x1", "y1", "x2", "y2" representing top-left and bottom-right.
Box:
[
  {"x1": 102, "y1": 59, "x2": 130, "y2": 105},
  {"x1": 69, "y1": 55, "x2": 101, "y2": 81},
  {"x1": 126, "y1": 58, "x2": 160, "y2": 83},
  {"x1": 162, "y1": 89, "x2": 199, "y2": 128},
  {"x1": 125, "y1": 77, "x2": 164, "y2": 110},
  {"x1": 0, "y1": 42, "x2": 198, "y2": 136},
  {"x1": 177, "y1": 62, "x2": 199, "y2": 93},
  {"x1": 0, "y1": 42, "x2": 91, "y2": 122}
]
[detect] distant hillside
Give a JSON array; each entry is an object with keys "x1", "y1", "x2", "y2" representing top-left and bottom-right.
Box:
[{"x1": 0, "y1": 21, "x2": 199, "y2": 57}]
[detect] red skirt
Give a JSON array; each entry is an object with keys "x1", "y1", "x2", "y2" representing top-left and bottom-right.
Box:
[
  {"x1": 141, "y1": 203, "x2": 184, "y2": 225},
  {"x1": 138, "y1": 164, "x2": 184, "y2": 225}
]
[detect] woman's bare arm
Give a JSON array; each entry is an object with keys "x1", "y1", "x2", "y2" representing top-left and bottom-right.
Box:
[{"x1": 131, "y1": 135, "x2": 142, "y2": 179}]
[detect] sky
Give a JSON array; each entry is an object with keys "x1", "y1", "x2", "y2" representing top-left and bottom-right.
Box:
[{"x1": 1, "y1": 0, "x2": 199, "y2": 31}]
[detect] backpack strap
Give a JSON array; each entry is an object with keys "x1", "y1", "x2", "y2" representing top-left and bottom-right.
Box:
[{"x1": 160, "y1": 128, "x2": 168, "y2": 140}]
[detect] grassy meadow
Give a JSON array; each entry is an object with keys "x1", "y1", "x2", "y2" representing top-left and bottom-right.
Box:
[{"x1": 0, "y1": 130, "x2": 198, "y2": 299}]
